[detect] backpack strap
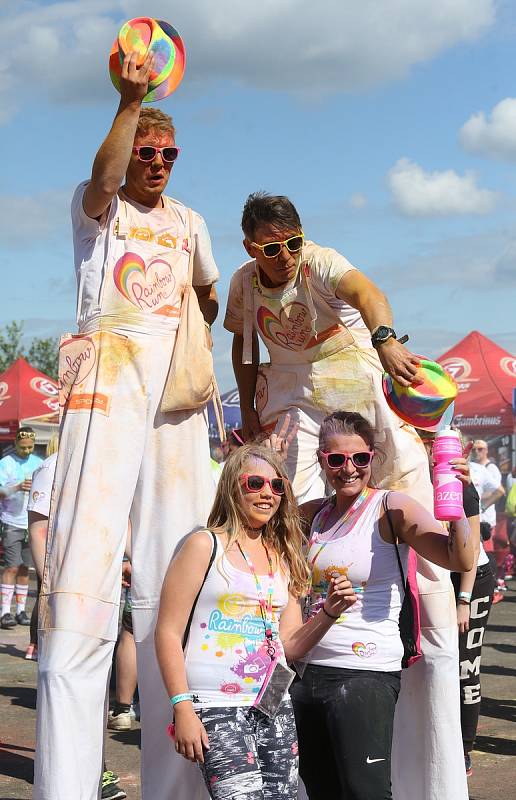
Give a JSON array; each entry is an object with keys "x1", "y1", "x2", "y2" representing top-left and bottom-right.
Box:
[
  {"x1": 382, "y1": 492, "x2": 407, "y2": 589},
  {"x1": 182, "y1": 531, "x2": 217, "y2": 650}
]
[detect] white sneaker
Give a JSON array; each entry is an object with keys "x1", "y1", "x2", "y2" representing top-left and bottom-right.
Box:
[{"x1": 107, "y1": 709, "x2": 132, "y2": 730}]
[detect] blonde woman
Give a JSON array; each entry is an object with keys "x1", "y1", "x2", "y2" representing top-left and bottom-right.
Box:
[{"x1": 156, "y1": 444, "x2": 356, "y2": 799}]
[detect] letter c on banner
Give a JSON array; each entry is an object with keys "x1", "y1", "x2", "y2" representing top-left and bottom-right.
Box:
[{"x1": 470, "y1": 595, "x2": 490, "y2": 620}]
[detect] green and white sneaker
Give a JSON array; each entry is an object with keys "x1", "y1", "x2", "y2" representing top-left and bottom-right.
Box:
[{"x1": 101, "y1": 771, "x2": 126, "y2": 800}]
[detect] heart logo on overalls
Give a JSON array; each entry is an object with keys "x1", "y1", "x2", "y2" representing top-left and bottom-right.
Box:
[
  {"x1": 257, "y1": 302, "x2": 311, "y2": 350},
  {"x1": 59, "y1": 336, "x2": 97, "y2": 392},
  {"x1": 113, "y1": 252, "x2": 176, "y2": 313}
]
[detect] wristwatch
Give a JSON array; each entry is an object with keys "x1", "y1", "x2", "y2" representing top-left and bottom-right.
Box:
[{"x1": 371, "y1": 325, "x2": 396, "y2": 348}]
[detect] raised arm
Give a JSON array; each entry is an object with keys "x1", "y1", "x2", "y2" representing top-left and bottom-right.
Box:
[
  {"x1": 336, "y1": 269, "x2": 421, "y2": 387},
  {"x1": 232, "y1": 332, "x2": 261, "y2": 440},
  {"x1": 383, "y1": 492, "x2": 474, "y2": 572},
  {"x1": 82, "y1": 52, "x2": 154, "y2": 220}
]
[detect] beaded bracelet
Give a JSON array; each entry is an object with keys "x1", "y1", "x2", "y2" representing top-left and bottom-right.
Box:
[{"x1": 170, "y1": 692, "x2": 193, "y2": 706}]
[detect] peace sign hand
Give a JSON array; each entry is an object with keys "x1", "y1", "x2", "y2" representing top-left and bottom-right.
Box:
[{"x1": 260, "y1": 414, "x2": 298, "y2": 461}]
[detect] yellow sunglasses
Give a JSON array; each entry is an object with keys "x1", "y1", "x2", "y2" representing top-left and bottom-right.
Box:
[{"x1": 251, "y1": 232, "x2": 304, "y2": 259}]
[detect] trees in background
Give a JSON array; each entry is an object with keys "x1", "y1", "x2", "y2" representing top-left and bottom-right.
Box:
[{"x1": 0, "y1": 321, "x2": 58, "y2": 380}]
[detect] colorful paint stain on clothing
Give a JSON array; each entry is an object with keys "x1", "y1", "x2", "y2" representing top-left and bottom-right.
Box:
[
  {"x1": 113, "y1": 252, "x2": 178, "y2": 315},
  {"x1": 184, "y1": 542, "x2": 289, "y2": 707}
]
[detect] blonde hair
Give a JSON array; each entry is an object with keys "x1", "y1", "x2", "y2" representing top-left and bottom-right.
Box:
[
  {"x1": 136, "y1": 107, "x2": 175, "y2": 139},
  {"x1": 46, "y1": 433, "x2": 59, "y2": 457},
  {"x1": 207, "y1": 444, "x2": 310, "y2": 597}
]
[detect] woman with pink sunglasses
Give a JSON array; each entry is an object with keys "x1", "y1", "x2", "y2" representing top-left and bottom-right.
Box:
[
  {"x1": 155, "y1": 443, "x2": 357, "y2": 799},
  {"x1": 290, "y1": 411, "x2": 474, "y2": 800}
]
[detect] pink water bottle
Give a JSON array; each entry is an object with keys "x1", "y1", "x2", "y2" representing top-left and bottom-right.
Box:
[{"x1": 432, "y1": 427, "x2": 463, "y2": 521}]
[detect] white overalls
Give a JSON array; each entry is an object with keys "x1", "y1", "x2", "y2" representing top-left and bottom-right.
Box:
[
  {"x1": 225, "y1": 244, "x2": 467, "y2": 800},
  {"x1": 35, "y1": 189, "x2": 215, "y2": 800},
  {"x1": 225, "y1": 245, "x2": 432, "y2": 506}
]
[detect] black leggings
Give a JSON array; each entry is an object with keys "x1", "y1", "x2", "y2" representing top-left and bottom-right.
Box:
[
  {"x1": 290, "y1": 664, "x2": 400, "y2": 800},
  {"x1": 452, "y1": 565, "x2": 495, "y2": 753}
]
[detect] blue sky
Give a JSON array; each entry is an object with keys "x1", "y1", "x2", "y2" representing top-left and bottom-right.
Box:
[{"x1": 1, "y1": 0, "x2": 516, "y2": 390}]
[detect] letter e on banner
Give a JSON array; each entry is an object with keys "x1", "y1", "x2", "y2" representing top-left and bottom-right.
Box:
[{"x1": 463, "y1": 684, "x2": 482, "y2": 705}]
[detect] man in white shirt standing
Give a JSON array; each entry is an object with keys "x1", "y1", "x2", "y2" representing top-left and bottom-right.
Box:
[
  {"x1": 0, "y1": 427, "x2": 42, "y2": 628},
  {"x1": 470, "y1": 440, "x2": 505, "y2": 597}
]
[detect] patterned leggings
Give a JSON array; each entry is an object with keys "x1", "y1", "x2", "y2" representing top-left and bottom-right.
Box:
[{"x1": 196, "y1": 701, "x2": 298, "y2": 799}]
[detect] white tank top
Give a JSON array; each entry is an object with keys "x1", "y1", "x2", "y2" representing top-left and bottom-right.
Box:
[
  {"x1": 185, "y1": 533, "x2": 290, "y2": 706},
  {"x1": 302, "y1": 489, "x2": 408, "y2": 672}
]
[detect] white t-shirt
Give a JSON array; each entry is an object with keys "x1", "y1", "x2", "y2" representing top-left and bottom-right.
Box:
[
  {"x1": 0, "y1": 452, "x2": 43, "y2": 528},
  {"x1": 469, "y1": 461, "x2": 501, "y2": 528},
  {"x1": 27, "y1": 453, "x2": 57, "y2": 519},
  {"x1": 71, "y1": 182, "x2": 219, "y2": 326},
  {"x1": 485, "y1": 461, "x2": 502, "y2": 489},
  {"x1": 224, "y1": 241, "x2": 365, "y2": 340}
]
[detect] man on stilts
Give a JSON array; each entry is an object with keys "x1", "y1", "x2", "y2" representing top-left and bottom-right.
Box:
[
  {"x1": 225, "y1": 191, "x2": 468, "y2": 800},
  {"x1": 35, "y1": 52, "x2": 218, "y2": 800}
]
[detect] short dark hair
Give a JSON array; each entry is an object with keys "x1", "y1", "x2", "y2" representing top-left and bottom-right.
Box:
[
  {"x1": 16, "y1": 426, "x2": 35, "y2": 440},
  {"x1": 241, "y1": 192, "x2": 302, "y2": 240}
]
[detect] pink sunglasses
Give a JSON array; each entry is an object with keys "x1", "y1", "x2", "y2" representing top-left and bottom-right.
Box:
[
  {"x1": 132, "y1": 145, "x2": 180, "y2": 163},
  {"x1": 319, "y1": 450, "x2": 374, "y2": 470},
  {"x1": 240, "y1": 474, "x2": 288, "y2": 496}
]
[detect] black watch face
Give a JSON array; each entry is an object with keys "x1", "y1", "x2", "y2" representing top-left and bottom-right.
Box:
[{"x1": 375, "y1": 326, "x2": 394, "y2": 341}]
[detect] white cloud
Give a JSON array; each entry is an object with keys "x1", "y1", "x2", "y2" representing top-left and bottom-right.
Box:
[
  {"x1": 0, "y1": 0, "x2": 495, "y2": 119},
  {"x1": 349, "y1": 193, "x2": 368, "y2": 209},
  {"x1": 460, "y1": 97, "x2": 516, "y2": 161},
  {"x1": 0, "y1": 190, "x2": 71, "y2": 245},
  {"x1": 387, "y1": 158, "x2": 497, "y2": 216}
]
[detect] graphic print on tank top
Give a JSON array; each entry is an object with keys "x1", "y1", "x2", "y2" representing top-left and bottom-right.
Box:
[
  {"x1": 185, "y1": 543, "x2": 289, "y2": 706},
  {"x1": 304, "y1": 489, "x2": 408, "y2": 671}
]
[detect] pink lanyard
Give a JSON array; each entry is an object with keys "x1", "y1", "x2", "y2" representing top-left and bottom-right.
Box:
[
  {"x1": 308, "y1": 487, "x2": 372, "y2": 570},
  {"x1": 237, "y1": 540, "x2": 276, "y2": 657}
]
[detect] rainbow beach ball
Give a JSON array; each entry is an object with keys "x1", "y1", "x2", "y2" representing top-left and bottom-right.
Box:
[
  {"x1": 109, "y1": 17, "x2": 186, "y2": 103},
  {"x1": 383, "y1": 359, "x2": 458, "y2": 430}
]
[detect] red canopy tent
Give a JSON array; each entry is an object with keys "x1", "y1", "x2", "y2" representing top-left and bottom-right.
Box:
[
  {"x1": 437, "y1": 331, "x2": 516, "y2": 437},
  {"x1": 0, "y1": 358, "x2": 59, "y2": 441}
]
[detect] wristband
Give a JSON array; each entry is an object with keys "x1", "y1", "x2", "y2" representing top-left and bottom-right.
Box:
[
  {"x1": 322, "y1": 604, "x2": 340, "y2": 621},
  {"x1": 170, "y1": 692, "x2": 193, "y2": 706},
  {"x1": 458, "y1": 591, "x2": 471, "y2": 603}
]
